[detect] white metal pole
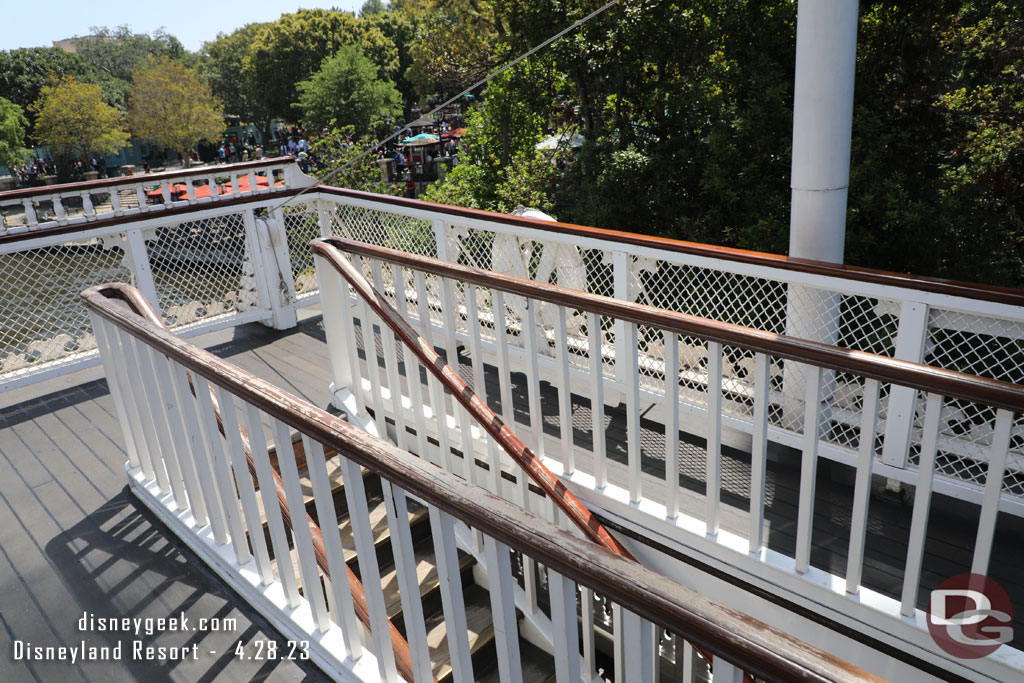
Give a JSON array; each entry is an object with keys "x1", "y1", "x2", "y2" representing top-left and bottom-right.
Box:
[{"x1": 788, "y1": 0, "x2": 860, "y2": 263}]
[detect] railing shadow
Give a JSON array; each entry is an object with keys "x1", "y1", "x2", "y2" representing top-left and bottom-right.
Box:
[{"x1": 44, "y1": 487, "x2": 328, "y2": 683}]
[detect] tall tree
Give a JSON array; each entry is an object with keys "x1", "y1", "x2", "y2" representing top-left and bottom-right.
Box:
[
  {"x1": 244, "y1": 9, "x2": 398, "y2": 121},
  {"x1": 0, "y1": 48, "x2": 104, "y2": 132},
  {"x1": 0, "y1": 97, "x2": 29, "y2": 170},
  {"x1": 73, "y1": 26, "x2": 189, "y2": 111},
  {"x1": 30, "y1": 76, "x2": 128, "y2": 175},
  {"x1": 201, "y1": 24, "x2": 275, "y2": 141},
  {"x1": 127, "y1": 56, "x2": 225, "y2": 163},
  {"x1": 295, "y1": 45, "x2": 402, "y2": 135}
]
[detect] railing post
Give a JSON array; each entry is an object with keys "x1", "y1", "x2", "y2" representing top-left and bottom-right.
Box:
[
  {"x1": 122, "y1": 228, "x2": 161, "y2": 317},
  {"x1": 252, "y1": 212, "x2": 298, "y2": 329},
  {"x1": 316, "y1": 254, "x2": 356, "y2": 406},
  {"x1": 880, "y1": 301, "x2": 930, "y2": 469}
]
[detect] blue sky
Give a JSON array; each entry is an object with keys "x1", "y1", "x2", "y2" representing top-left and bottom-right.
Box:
[{"x1": 0, "y1": 1, "x2": 363, "y2": 53}]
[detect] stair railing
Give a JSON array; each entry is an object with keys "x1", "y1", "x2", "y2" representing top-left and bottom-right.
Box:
[
  {"x1": 83, "y1": 283, "x2": 420, "y2": 682},
  {"x1": 312, "y1": 236, "x2": 634, "y2": 560},
  {"x1": 312, "y1": 236, "x2": 1024, "y2": 681},
  {"x1": 82, "y1": 281, "x2": 884, "y2": 683}
]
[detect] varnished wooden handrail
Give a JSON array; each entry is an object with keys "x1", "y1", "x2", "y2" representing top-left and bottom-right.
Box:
[
  {"x1": 88, "y1": 284, "x2": 419, "y2": 682},
  {"x1": 81, "y1": 282, "x2": 884, "y2": 683},
  {"x1": 317, "y1": 185, "x2": 1024, "y2": 307},
  {"x1": 324, "y1": 237, "x2": 1024, "y2": 414},
  {"x1": 311, "y1": 237, "x2": 635, "y2": 560}
]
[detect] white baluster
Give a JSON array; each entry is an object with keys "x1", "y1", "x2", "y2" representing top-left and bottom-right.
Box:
[
  {"x1": 112, "y1": 331, "x2": 157, "y2": 482},
  {"x1": 81, "y1": 191, "x2": 95, "y2": 218},
  {"x1": 973, "y1": 408, "x2": 1013, "y2": 575},
  {"x1": 428, "y1": 508, "x2": 473, "y2": 682},
  {"x1": 215, "y1": 385, "x2": 273, "y2": 584},
  {"x1": 52, "y1": 195, "x2": 67, "y2": 223},
  {"x1": 340, "y1": 455, "x2": 398, "y2": 681},
  {"x1": 623, "y1": 321, "x2": 641, "y2": 504},
  {"x1": 705, "y1": 341, "x2": 724, "y2": 535},
  {"x1": 168, "y1": 362, "x2": 223, "y2": 536},
  {"x1": 663, "y1": 330, "x2": 680, "y2": 518},
  {"x1": 133, "y1": 340, "x2": 188, "y2": 506},
  {"x1": 90, "y1": 319, "x2": 140, "y2": 470},
  {"x1": 900, "y1": 392, "x2": 943, "y2": 616},
  {"x1": 749, "y1": 353, "x2": 771, "y2": 553},
  {"x1": 554, "y1": 305, "x2": 574, "y2": 475},
  {"x1": 618, "y1": 609, "x2": 657, "y2": 683},
  {"x1": 194, "y1": 377, "x2": 252, "y2": 564},
  {"x1": 846, "y1": 378, "x2": 880, "y2": 593},
  {"x1": 371, "y1": 260, "x2": 409, "y2": 450},
  {"x1": 242, "y1": 403, "x2": 301, "y2": 606},
  {"x1": 587, "y1": 312, "x2": 608, "y2": 489},
  {"x1": 795, "y1": 363, "x2": 822, "y2": 573},
  {"x1": 382, "y1": 481, "x2": 432, "y2": 679},
  {"x1": 466, "y1": 283, "x2": 502, "y2": 492},
  {"x1": 22, "y1": 198, "x2": 37, "y2": 226},
  {"x1": 550, "y1": 571, "x2": 582, "y2": 683},
  {"x1": 272, "y1": 420, "x2": 329, "y2": 631}
]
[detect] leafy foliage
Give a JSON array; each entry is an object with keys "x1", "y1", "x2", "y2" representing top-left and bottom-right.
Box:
[
  {"x1": 295, "y1": 45, "x2": 402, "y2": 136},
  {"x1": 310, "y1": 126, "x2": 401, "y2": 196},
  {"x1": 0, "y1": 97, "x2": 29, "y2": 169},
  {"x1": 200, "y1": 23, "x2": 274, "y2": 138},
  {"x1": 127, "y1": 56, "x2": 225, "y2": 159},
  {"x1": 30, "y1": 76, "x2": 128, "y2": 162},
  {"x1": 244, "y1": 9, "x2": 398, "y2": 121},
  {"x1": 0, "y1": 48, "x2": 104, "y2": 132}
]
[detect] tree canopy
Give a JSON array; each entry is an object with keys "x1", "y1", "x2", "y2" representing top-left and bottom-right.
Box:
[
  {"x1": 0, "y1": 97, "x2": 29, "y2": 169},
  {"x1": 30, "y1": 76, "x2": 128, "y2": 162},
  {"x1": 244, "y1": 9, "x2": 398, "y2": 121},
  {"x1": 127, "y1": 56, "x2": 224, "y2": 159},
  {"x1": 295, "y1": 45, "x2": 402, "y2": 136}
]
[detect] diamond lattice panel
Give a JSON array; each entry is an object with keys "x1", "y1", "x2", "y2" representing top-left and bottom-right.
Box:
[
  {"x1": 0, "y1": 238, "x2": 130, "y2": 375},
  {"x1": 148, "y1": 213, "x2": 259, "y2": 329}
]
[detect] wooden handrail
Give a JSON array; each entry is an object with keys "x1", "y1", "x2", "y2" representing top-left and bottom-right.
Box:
[
  {"x1": 0, "y1": 158, "x2": 296, "y2": 201},
  {"x1": 324, "y1": 237, "x2": 1024, "y2": 414},
  {"x1": 311, "y1": 238, "x2": 635, "y2": 560},
  {"x1": 88, "y1": 284, "x2": 419, "y2": 682},
  {"x1": 317, "y1": 185, "x2": 1024, "y2": 308},
  {"x1": 81, "y1": 282, "x2": 884, "y2": 683}
]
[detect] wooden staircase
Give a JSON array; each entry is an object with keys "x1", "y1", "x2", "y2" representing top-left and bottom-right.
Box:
[{"x1": 262, "y1": 436, "x2": 559, "y2": 682}]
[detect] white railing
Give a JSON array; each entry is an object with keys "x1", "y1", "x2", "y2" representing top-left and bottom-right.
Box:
[
  {"x1": 313, "y1": 237, "x2": 1024, "y2": 683},
  {"x1": 0, "y1": 160, "x2": 321, "y2": 391},
  {"x1": 83, "y1": 283, "x2": 874, "y2": 683},
  {"x1": 316, "y1": 188, "x2": 1024, "y2": 504}
]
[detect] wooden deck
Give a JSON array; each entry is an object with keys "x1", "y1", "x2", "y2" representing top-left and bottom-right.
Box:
[{"x1": 2, "y1": 309, "x2": 1022, "y2": 683}]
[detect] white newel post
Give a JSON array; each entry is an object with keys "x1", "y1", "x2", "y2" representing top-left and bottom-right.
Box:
[
  {"x1": 783, "y1": 0, "x2": 860, "y2": 424},
  {"x1": 253, "y1": 211, "x2": 299, "y2": 329},
  {"x1": 316, "y1": 254, "x2": 355, "y2": 409}
]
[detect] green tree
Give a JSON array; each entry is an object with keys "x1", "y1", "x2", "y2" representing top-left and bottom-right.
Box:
[
  {"x1": 31, "y1": 76, "x2": 128, "y2": 174},
  {"x1": 0, "y1": 48, "x2": 104, "y2": 132},
  {"x1": 74, "y1": 26, "x2": 189, "y2": 111},
  {"x1": 295, "y1": 45, "x2": 402, "y2": 135},
  {"x1": 201, "y1": 24, "x2": 275, "y2": 142},
  {"x1": 0, "y1": 97, "x2": 29, "y2": 170},
  {"x1": 309, "y1": 125, "x2": 400, "y2": 196},
  {"x1": 127, "y1": 56, "x2": 225, "y2": 164},
  {"x1": 244, "y1": 9, "x2": 398, "y2": 121}
]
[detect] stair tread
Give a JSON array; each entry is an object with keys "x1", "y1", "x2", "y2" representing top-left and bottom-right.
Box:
[
  {"x1": 476, "y1": 640, "x2": 556, "y2": 683},
  {"x1": 274, "y1": 495, "x2": 428, "y2": 589},
  {"x1": 379, "y1": 540, "x2": 475, "y2": 618},
  {"x1": 428, "y1": 584, "x2": 495, "y2": 681}
]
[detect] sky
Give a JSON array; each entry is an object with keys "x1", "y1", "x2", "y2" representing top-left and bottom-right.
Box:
[{"x1": 0, "y1": 1, "x2": 363, "y2": 53}]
